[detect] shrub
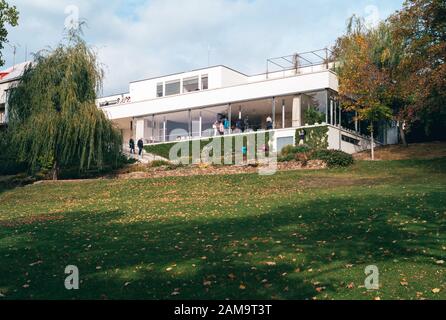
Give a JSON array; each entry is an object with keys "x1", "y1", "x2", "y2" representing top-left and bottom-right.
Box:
[
  {"x1": 0, "y1": 157, "x2": 27, "y2": 175},
  {"x1": 280, "y1": 145, "x2": 296, "y2": 157},
  {"x1": 150, "y1": 160, "x2": 171, "y2": 168},
  {"x1": 278, "y1": 154, "x2": 295, "y2": 162},
  {"x1": 311, "y1": 149, "x2": 354, "y2": 168},
  {"x1": 304, "y1": 107, "x2": 325, "y2": 125},
  {"x1": 280, "y1": 145, "x2": 312, "y2": 157},
  {"x1": 293, "y1": 145, "x2": 313, "y2": 154},
  {"x1": 279, "y1": 145, "x2": 313, "y2": 164}
]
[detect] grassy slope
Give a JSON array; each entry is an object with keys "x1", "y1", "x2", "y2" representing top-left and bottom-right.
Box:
[
  {"x1": 0, "y1": 158, "x2": 445, "y2": 300},
  {"x1": 354, "y1": 141, "x2": 446, "y2": 160}
]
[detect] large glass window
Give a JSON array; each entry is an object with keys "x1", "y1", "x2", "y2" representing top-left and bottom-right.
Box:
[
  {"x1": 183, "y1": 77, "x2": 199, "y2": 93},
  {"x1": 201, "y1": 105, "x2": 229, "y2": 137},
  {"x1": 231, "y1": 98, "x2": 273, "y2": 132},
  {"x1": 275, "y1": 97, "x2": 293, "y2": 129},
  {"x1": 341, "y1": 110, "x2": 357, "y2": 131},
  {"x1": 152, "y1": 115, "x2": 165, "y2": 142},
  {"x1": 301, "y1": 90, "x2": 328, "y2": 125},
  {"x1": 156, "y1": 83, "x2": 163, "y2": 97},
  {"x1": 165, "y1": 80, "x2": 181, "y2": 96},
  {"x1": 166, "y1": 110, "x2": 190, "y2": 141},
  {"x1": 328, "y1": 91, "x2": 340, "y2": 126}
]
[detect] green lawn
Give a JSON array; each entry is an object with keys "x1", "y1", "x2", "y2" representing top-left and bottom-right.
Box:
[{"x1": 0, "y1": 158, "x2": 445, "y2": 300}]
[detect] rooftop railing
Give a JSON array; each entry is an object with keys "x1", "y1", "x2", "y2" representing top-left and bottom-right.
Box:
[{"x1": 266, "y1": 48, "x2": 335, "y2": 79}]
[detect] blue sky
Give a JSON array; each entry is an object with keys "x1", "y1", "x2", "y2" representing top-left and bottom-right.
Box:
[{"x1": 4, "y1": 0, "x2": 404, "y2": 96}]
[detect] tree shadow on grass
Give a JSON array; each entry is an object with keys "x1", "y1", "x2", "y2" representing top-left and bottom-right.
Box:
[
  {"x1": 0, "y1": 176, "x2": 36, "y2": 196},
  {"x1": 0, "y1": 189, "x2": 444, "y2": 300}
]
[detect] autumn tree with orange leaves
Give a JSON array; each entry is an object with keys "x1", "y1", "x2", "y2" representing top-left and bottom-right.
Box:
[
  {"x1": 333, "y1": 16, "x2": 394, "y2": 159},
  {"x1": 334, "y1": 0, "x2": 446, "y2": 154}
]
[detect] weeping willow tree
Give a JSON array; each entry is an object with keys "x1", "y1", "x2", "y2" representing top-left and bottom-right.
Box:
[{"x1": 7, "y1": 32, "x2": 122, "y2": 180}]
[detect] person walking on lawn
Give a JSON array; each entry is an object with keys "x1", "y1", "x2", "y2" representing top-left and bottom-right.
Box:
[
  {"x1": 137, "y1": 138, "x2": 144, "y2": 157},
  {"x1": 129, "y1": 138, "x2": 135, "y2": 154}
]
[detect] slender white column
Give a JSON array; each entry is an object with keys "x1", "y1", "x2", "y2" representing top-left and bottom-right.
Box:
[
  {"x1": 292, "y1": 95, "x2": 302, "y2": 127},
  {"x1": 199, "y1": 111, "x2": 202, "y2": 137},
  {"x1": 163, "y1": 117, "x2": 167, "y2": 142},
  {"x1": 282, "y1": 99, "x2": 286, "y2": 129},
  {"x1": 228, "y1": 104, "x2": 232, "y2": 134},
  {"x1": 272, "y1": 97, "x2": 276, "y2": 129},
  {"x1": 135, "y1": 118, "x2": 145, "y2": 142}
]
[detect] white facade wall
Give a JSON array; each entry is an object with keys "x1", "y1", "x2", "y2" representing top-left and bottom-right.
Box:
[
  {"x1": 328, "y1": 126, "x2": 373, "y2": 154},
  {"x1": 220, "y1": 67, "x2": 248, "y2": 87},
  {"x1": 102, "y1": 70, "x2": 337, "y2": 120},
  {"x1": 129, "y1": 66, "x2": 230, "y2": 102}
]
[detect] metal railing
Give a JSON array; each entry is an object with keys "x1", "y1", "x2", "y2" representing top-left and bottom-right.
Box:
[{"x1": 266, "y1": 48, "x2": 335, "y2": 79}]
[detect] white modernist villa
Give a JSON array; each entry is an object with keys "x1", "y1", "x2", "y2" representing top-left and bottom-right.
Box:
[
  {"x1": 97, "y1": 49, "x2": 398, "y2": 155},
  {"x1": 0, "y1": 50, "x2": 398, "y2": 155}
]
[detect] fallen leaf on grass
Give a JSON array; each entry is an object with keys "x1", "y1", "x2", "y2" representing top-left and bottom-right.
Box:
[
  {"x1": 29, "y1": 260, "x2": 43, "y2": 267},
  {"x1": 432, "y1": 288, "x2": 441, "y2": 294},
  {"x1": 435, "y1": 260, "x2": 444, "y2": 265},
  {"x1": 239, "y1": 284, "x2": 246, "y2": 290}
]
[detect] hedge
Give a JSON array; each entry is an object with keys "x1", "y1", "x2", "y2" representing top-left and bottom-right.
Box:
[
  {"x1": 310, "y1": 149, "x2": 354, "y2": 168},
  {"x1": 144, "y1": 131, "x2": 272, "y2": 161}
]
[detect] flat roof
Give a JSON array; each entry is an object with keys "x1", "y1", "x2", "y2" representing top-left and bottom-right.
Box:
[{"x1": 129, "y1": 65, "x2": 249, "y2": 84}]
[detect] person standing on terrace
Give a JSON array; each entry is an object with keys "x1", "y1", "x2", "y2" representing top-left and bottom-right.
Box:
[{"x1": 266, "y1": 116, "x2": 273, "y2": 130}]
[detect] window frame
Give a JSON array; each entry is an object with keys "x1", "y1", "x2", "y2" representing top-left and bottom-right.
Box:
[
  {"x1": 183, "y1": 76, "x2": 199, "y2": 93},
  {"x1": 201, "y1": 74, "x2": 209, "y2": 90},
  {"x1": 165, "y1": 79, "x2": 181, "y2": 96},
  {"x1": 156, "y1": 82, "x2": 164, "y2": 97}
]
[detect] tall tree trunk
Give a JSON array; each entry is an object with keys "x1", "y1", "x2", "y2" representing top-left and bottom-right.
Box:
[
  {"x1": 370, "y1": 126, "x2": 375, "y2": 161},
  {"x1": 51, "y1": 160, "x2": 59, "y2": 181},
  {"x1": 399, "y1": 121, "x2": 408, "y2": 147}
]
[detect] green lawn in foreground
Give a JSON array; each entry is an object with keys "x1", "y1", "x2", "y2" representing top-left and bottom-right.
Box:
[{"x1": 0, "y1": 158, "x2": 445, "y2": 300}]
